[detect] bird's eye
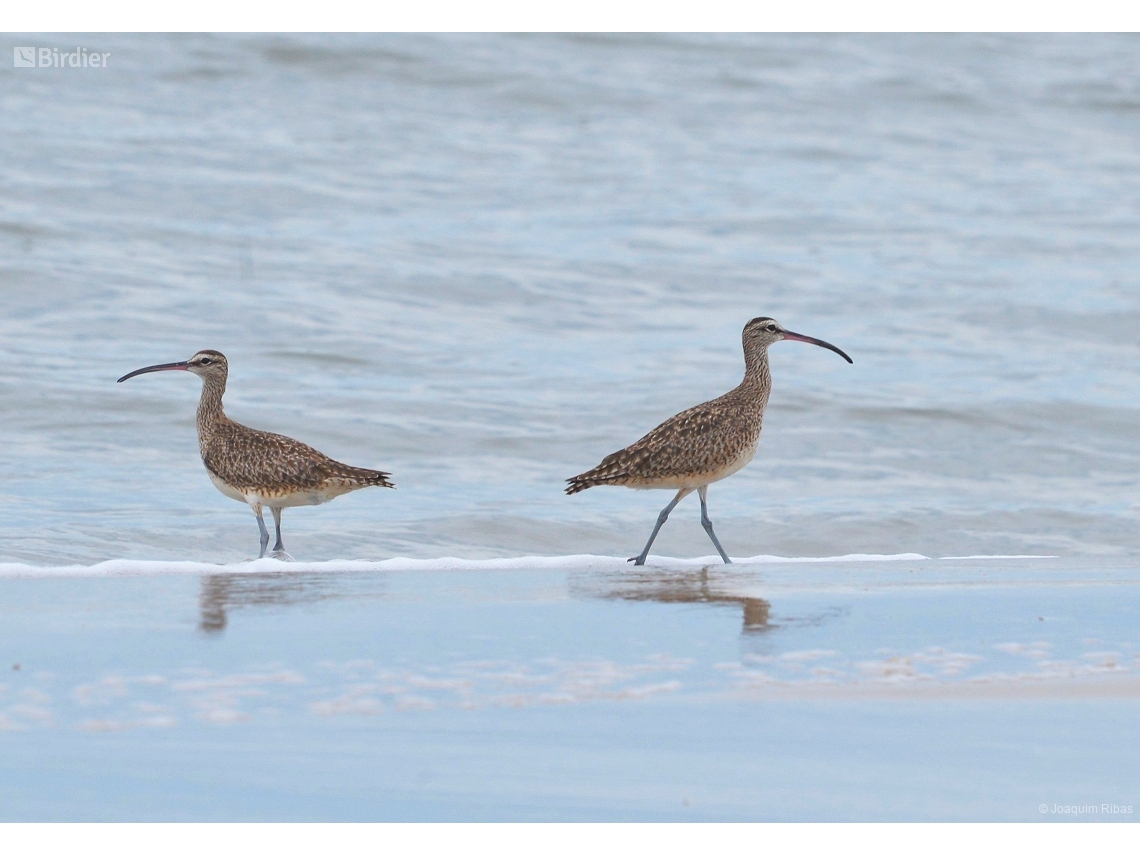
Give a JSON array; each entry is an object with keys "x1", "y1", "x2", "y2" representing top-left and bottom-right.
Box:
[
  {"x1": 766, "y1": 325, "x2": 777, "y2": 332},
  {"x1": 199, "y1": 358, "x2": 212, "y2": 365}
]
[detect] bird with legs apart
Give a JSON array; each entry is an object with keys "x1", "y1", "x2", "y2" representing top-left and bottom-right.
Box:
[{"x1": 566, "y1": 318, "x2": 851, "y2": 565}]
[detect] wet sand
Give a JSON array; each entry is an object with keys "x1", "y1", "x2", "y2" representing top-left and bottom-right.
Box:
[{"x1": 1, "y1": 554, "x2": 1136, "y2": 820}]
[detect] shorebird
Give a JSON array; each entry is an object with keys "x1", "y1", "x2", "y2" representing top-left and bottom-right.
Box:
[
  {"x1": 118, "y1": 350, "x2": 394, "y2": 560},
  {"x1": 566, "y1": 318, "x2": 851, "y2": 565}
]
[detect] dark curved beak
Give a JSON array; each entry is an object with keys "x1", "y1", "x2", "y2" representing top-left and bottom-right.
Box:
[
  {"x1": 117, "y1": 361, "x2": 191, "y2": 383},
  {"x1": 781, "y1": 330, "x2": 853, "y2": 364}
]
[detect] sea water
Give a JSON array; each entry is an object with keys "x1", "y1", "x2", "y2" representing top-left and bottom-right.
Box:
[{"x1": 1, "y1": 34, "x2": 1138, "y2": 565}]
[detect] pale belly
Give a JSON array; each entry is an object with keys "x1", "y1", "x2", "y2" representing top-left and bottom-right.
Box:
[
  {"x1": 206, "y1": 470, "x2": 347, "y2": 508},
  {"x1": 207, "y1": 470, "x2": 247, "y2": 503},
  {"x1": 708, "y1": 442, "x2": 759, "y2": 483}
]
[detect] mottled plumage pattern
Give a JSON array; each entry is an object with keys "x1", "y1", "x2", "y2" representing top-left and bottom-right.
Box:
[
  {"x1": 191, "y1": 353, "x2": 394, "y2": 503},
  {"x1": 565, "y1": 385, "x2": 766, "y2": 493},
  {"x1": 566, "y1": 320, "x2": 775, "y2": 495},
  {"x1": 201, "y1": 419, "x2": 393, "y2": 498}
]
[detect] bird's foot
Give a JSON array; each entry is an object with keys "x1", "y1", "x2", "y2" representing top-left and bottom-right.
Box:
[
  {"x1": 627, "y1": 556, "x2": 647, "y2": 566},
  {"x1": 269, "y1": 550, "x2": 294, "y2": 562}
]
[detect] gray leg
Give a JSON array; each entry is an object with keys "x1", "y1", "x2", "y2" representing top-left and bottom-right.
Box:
[
  {"x1": 630, "y1": 487, "x2": 693, "y2": 566},
  {"x1": 253, "y1": 505, "x2": 270, "y2": 559},
  {"x1": 698, "y1": 485, "x2": 731, "y2": 564},
  {"x1": 269, "y1": 507, "x2": 293, "y2": 561},
  {"x1": 271, "y1": 507, "x2": 284, "y2": 553}
]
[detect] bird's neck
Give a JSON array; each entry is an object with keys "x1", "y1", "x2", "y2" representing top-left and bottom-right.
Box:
[
  {"x1": 195, "y1": 377, "x2": 228, "y2": 449},
  {"x1": 737, "y1": 342, "x2": 773, "y2": 411}
]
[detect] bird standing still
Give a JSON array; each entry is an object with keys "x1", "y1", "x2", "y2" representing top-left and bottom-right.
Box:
[
  {"x1": 118, "y1": 350, "x2": 394, "y2": 560},
  {"x1": 566, "y1": 318, "x2": 851, "y2": 565}
]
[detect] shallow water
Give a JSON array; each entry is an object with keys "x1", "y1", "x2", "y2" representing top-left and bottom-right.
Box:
[
  {"x1": 1, "y1": 34, "x2": 1139, "y2": 565},
  {"x1": 1, "y1": 555, "x2": 1137, "y2": 820}
]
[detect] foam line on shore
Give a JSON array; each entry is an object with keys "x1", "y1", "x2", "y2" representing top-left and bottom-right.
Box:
[{"x1": 0, "y1": 552, "x2": 937, "y2": 578}]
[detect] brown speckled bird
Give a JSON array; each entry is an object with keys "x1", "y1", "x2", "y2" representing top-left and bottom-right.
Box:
[
  {"x1": 118, "y1": 350, "x2": 394, "y2": 560},
  {"x1": 566, "y1": 318, "x2": 851, "y2": 565}
]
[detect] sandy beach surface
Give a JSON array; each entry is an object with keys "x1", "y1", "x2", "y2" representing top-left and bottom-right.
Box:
[{"x1": 1, "y1": 554, "x2": 1136, "y2": 820}]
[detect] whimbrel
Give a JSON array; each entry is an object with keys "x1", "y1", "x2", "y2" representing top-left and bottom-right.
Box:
[
  {"x1": 118, "y1": 350, "x2": 394, "y2": 560},
  {"x1": 566, "y1": 318, "x2": 851, "y2": 565}
]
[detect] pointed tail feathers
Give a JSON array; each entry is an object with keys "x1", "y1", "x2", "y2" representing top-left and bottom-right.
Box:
[
  {"x1": 566, "y1": 449, "x2": 634, "y2": 495},
  {"x1": 361, "y1": 469, "x2": 395, "y2": 489},
  {"x1": 334, "y1": 465, "x2": 395, "y2": 490},
  {"x1": 565, "y1": 476, "x2": 594, "y2": 495}
]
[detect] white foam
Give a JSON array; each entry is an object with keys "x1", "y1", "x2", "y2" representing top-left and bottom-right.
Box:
[{"x1": 0, "y1": 552, "x2": 934, "y2": 578}]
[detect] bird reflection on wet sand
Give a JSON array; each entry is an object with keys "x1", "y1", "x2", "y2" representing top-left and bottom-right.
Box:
[
  {"x1": 572, "y1": 565, "x2": 773, "y2": 633},
  {"x1": 199, "y1": 572, "x2": 349, "y2": 633}
]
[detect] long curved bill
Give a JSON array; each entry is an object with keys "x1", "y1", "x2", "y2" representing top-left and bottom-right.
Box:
[
  {"x1": 781, "y1": 331, "x2": 853, "y2": 364},
  {"x1": 117, "y1": 361, "x2": 190, "y2": 383}
]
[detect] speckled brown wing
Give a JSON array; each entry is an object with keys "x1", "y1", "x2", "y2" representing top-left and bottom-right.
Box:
[
  {"x1": 203, "y1": 420, "x2": 394, "y2": 493},
  {"x1": 566, "y1": 391, "x2": 759, "y2": 493}
]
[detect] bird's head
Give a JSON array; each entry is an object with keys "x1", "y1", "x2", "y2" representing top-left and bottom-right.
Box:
[
  {"x1": 743, "y1": 317, "x2": 852, "y2": 363},
  {"x1": 117, "y1": 349, "x2": 230, "y2": 384}
]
